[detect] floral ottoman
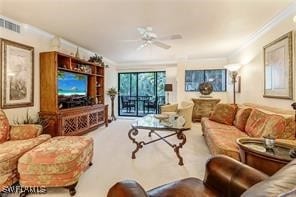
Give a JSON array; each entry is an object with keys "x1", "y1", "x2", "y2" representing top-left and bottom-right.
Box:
[{"x1": 17, "y1": 136, "x2": 93, "y2": 196}]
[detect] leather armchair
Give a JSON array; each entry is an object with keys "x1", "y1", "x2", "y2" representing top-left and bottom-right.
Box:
[{"x1": 107, "y1": 155, "x2": 268, "y2": 197}]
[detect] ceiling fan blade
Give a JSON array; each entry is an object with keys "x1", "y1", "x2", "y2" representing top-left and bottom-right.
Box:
[
  {"x1": 137, "y1": 43, "x2": 147, "y2": 51},
  {"x1": 153, "y1": 41, "x2": 171, "y2": 49},
  {"x1": 119, "y1": 39, "x2": 141, "y2": 42},
  {"x1": 158, "y1": 34, "x2": 182, "y2": 40}
]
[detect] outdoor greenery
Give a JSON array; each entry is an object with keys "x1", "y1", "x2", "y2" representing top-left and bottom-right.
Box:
[
  {"x1": 119, "y1": 72, "x2": 165, "y2": 97},
  {"x1": 185, "y1": 69, "x2": 227, "y2": 92}
]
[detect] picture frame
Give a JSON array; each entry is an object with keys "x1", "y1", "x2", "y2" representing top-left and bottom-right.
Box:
[
  {"x1": 0, "y1": 39, "x2": 34, "y2": 108},
  {"x1": 263, "y1": 31, "x2": 293, "y2": 99}
]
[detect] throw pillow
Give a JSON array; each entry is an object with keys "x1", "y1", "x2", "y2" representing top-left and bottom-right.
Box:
[
  {"x1": 209, "y1": 104, "x2": 237, "y2": 125},
  {"x1": 10, "y1": 124, "x2": 42, "y2": 140},
  {"x1": 245, "y1": 109, "x2": 270, "y2": 137},
  {"x1": 0, "y1": 110, "x2": 10, "y2": 143},
  {"x1": 233, "y1": 107, "x2": 252, "y2": 131},
  {"x1": 261, "y1": 115, "x2": 286, "y2": 138}
]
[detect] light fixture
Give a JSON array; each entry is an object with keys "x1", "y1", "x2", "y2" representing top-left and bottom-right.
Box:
[
  {"x1": 224, "y1": 64, "x2": 241, "y2": 105},
  {"x1": 293, "y1": 15, "x2": 296, "y2": 23},
  {"x1": 164, "y1": 84, "x2": 173, "y2": 104}
]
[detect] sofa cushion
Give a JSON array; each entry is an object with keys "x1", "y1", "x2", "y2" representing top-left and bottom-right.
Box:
[
  {"x1": 0, "y1": 111, "x2": 10, "y2": 143},
  {"x1": 9, "y1": 124, "x2": 43, "y2": 140},
  {"x1": 261, "y1": 115, "x2": 286, "y2": 139},
  {"x1": 245, "y1": 109, "x2": 270, "y2": 137},
  {"x1": 233, "y1": 108, "x2": 252, "y2": 131},
  {"x1": 209, "y1": 104, "x2": 237, "y2": 125},
  {"x1": 203, "y1": 127, "x2": 247, "y2": 160}
]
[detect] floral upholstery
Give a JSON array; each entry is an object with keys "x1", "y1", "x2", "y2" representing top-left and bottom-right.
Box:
[
  {"x1": 18, "y1": 136, "x2": 93, "y2": 187},
  {"x1": 281, "y1": 116, "x2": 296, "y2": 140},
  {"x1": 203, "y1": 126, "x2": 247, "y2": 160},
  {"x1": 0, "y1": 110, "x2": 10, "y2": 143},
  {"x1": 233, "y1": 107, "x2": 252, "y2": 131},
  {"x1": 202, "y1": 105, "x2": 295, "y2": 161},
  {"x1": 261, "y1": 115, "x2": 286, "y2": 138},
  {"x1": 0, "y1": 134, "x2": 51, "y2": 191},
  {"x1": 10, "y1": 124, "x2": 43, "y2": 140},
  {"x1": 201, "y1": 117, "x2": 236, "y2": 135},
  {"x1": 209, "y1": 104, "x2": 237, "y2": 125},
  {"x1": 245, "y1": 109, "x2": 269, "y2": 137}
]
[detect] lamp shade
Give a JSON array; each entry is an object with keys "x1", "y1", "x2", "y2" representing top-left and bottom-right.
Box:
[
  {"x1": 165, "y1": 84, "x2": 173, "y2": 91},
  {"x1": 224, "y1": 64, "x2": 241, "y2": 72}
]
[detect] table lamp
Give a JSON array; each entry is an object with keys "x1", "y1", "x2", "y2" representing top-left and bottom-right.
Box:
[
  {"x1": 224, "y1": 64, "x2": 241, "y2": 105},
  {"x1": 165, "y1": 84, "x2": 173, "y2": 104}
]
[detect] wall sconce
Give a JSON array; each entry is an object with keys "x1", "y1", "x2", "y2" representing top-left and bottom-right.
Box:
[{"x1": 224, "y1": 64, "x2": 241, "y2": 105}]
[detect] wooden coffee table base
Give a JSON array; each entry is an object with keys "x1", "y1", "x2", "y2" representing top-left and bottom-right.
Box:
[
  {"x1": 237, "y1": 138, "x2": 293, "y2": 176},
  {"x1": 128, "y1": 126, "x2": 187, "y2": 166}
]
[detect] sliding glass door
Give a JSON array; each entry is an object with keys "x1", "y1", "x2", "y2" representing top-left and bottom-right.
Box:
[{"x1": 118, "y1": 71, "x2": 165, "y2": 117}]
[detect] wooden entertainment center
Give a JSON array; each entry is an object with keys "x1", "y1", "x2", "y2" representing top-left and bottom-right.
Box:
[{"x1": 40, "y1": 51, "x2": 108, "y2": 136}]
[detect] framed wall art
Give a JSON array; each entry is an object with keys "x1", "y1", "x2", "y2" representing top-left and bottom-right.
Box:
[
  {"x1": 0, "y1": 39, "x2": 34, "y2": 108},
  {"x1": 263, "y1": 31, "x2": 293, "y2": 99}
]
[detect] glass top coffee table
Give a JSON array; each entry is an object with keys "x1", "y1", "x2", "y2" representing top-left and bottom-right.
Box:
[{"x1": 128, "y1": 114, "x2": 189, "y2": 166}]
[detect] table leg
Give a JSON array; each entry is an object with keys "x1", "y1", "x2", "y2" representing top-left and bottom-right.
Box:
[
  {"x1": 173, "y1": 132, "x2": 187, "y2": 166},
  {"x1": 148, "y1": 130, "x2": 154, "y2": 137},
  {"x1": 128, "y1": 127, "x2": 144, "y2": 159}
]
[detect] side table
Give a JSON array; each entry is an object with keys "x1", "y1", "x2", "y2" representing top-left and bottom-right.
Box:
[
  {"x1": 191, "y1": 98, "x2": 220, "y2": 122},
  {"x1": 237, "y1": 137, "x2": 294, "y2": 175}
]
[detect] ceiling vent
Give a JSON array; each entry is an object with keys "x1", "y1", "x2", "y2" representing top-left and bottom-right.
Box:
[{"x1": 0, "y1": 17, "x2": 21, "y2": 33}]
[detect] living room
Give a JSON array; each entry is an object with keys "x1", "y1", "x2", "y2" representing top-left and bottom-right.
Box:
[{"x1": 0, "y1": 0, "x2": 296, "y2": 196}]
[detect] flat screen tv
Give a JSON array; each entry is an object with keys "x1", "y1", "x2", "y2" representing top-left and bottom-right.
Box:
[{"x1": 58, "y1": 71, "x2": 88, "y2": 96}]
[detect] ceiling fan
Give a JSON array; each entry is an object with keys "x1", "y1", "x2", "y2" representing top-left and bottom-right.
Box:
[{"x1": 123, "y1": 26, "x2": 182, "y2": 50}]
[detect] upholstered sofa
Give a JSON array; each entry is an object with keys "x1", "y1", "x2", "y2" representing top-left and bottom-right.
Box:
[
  {"x1": 160, "y1": 101, "x2": 194, "y2": 129},
  {"x1": 107, "y1": 155, "x2": 296, "y2": 197},
  {"x1": 201, "y1": 103, "x2": 296, "y2": 161},
  {"x1": 0, "y1": 110, "x2": 51, "y2": 191}
]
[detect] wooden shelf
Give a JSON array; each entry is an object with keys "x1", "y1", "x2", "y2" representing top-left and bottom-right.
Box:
[
  {"x1": 40, "y1": 51, "x2": 107, "y2": 137},
  {"x1": 58, "y1": 67, "x2": 95, "y2": 76}
]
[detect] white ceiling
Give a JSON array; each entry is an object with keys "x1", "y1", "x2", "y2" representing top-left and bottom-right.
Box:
[{"x1": 2, "y1": 0, "x2": 295, "y2": 65}]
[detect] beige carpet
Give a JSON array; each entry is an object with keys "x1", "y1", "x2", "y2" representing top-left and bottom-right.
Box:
[{"x1": 11, "y1": 119, "x2": 211, "y2": 197}]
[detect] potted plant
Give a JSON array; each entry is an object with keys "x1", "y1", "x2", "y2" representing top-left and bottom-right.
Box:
[
  {"x1": 88, "y1": 54, "x2": 105, "y2": 67},
  {"x1": 107, "y1": 88, "x2": 118, "y2": 121}
]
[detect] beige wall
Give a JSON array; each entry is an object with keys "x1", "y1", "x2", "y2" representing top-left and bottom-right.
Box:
[
  {"x1": 175, "y1": 58, "x2": 229, "y2": 104},
  {"x1": 0, "y1": 16, "x2": 115, "y2": 122},
  {"x1": 228, "y1": 14, "x2": 296, "y2": 110}
]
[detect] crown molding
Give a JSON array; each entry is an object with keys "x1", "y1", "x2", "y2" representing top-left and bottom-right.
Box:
[{"x1": 228, "y1": 1, "x2": 296, "y2": 59}]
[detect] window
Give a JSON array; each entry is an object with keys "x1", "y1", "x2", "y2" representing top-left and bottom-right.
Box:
[{"x1": 185, "y1": 69, "x2": 227, "y2": 92}]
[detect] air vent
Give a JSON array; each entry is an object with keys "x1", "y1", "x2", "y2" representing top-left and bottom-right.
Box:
[{"x1": 0, "y1": 17, "x2": 20, "y2": 33}]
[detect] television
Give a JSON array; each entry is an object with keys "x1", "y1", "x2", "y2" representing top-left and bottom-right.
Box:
[{"x1": 58, "y1": 71, "x2": 88, "y2": 96}]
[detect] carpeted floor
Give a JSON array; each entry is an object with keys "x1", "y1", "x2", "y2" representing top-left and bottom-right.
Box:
[{"x1": 11, "y1": 119, "x2": 211, "y2": 197}]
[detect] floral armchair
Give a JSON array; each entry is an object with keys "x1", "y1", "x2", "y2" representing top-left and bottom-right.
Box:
[
  {"x1": 0, "y1": 110, "x2": 51, "y2": 191},
  {"x1": 160, "y1": 101, "x2": 194, "y2": 129}
]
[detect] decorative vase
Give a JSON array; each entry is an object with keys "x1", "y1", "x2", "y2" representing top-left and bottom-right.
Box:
[{"x1": 75, "y1": 47, "x2": 80, "y2": 58}]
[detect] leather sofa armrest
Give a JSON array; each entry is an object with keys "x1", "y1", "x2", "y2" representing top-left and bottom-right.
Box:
[
  {"x1": 203, "y1": 155, "x2": 268, "y2": 197},
  {"x1": 107, "y1": 180, "x2": 149, "y2": 197}
]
